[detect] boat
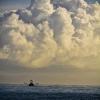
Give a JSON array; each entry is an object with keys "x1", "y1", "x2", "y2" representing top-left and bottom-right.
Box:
[{"x1": 28, "y1": 80, "x2": 35, "y2": 86}]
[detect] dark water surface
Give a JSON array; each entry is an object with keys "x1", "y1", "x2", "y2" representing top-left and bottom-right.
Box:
[{"x1": 0, "y1": 84, "x2": 100, "y2": 100}]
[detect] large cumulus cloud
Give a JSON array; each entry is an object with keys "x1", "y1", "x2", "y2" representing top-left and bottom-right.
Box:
[{"x1": 0, "y1": 0, "x2": 100, "y2": 68}]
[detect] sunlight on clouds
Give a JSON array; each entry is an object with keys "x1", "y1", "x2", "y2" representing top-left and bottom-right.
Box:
[{"x1": 0, "y1": 0, "x2": 100, "y2": 69}]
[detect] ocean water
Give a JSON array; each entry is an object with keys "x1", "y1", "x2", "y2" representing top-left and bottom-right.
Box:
[{"x1": 0, "y1": 84, "x2": 100, "y2": 100}]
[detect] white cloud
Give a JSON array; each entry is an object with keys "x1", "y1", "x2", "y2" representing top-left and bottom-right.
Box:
[{"x1": 0, "y1": 0, "x2": 100, "y2": 69}]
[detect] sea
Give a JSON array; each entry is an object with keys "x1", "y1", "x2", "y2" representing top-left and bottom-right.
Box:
[{"x1": 0, "y1": 84, "x2": 100, "y2": 100}]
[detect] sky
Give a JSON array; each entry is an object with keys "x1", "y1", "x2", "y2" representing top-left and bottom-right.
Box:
[
  {"x1": 0, "y1": 0, "x2": 100, "y2": 85},
  {"x1": 0, "y1": 0, "x2": 100, "y2": 9},
  {"x1": 0, "y1": 0, "x2": 31, "y2": 10}
]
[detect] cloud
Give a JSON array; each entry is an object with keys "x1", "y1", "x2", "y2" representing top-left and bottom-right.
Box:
[{"x1": 0, "y1": 0, "x2": 100, "y2": 69}]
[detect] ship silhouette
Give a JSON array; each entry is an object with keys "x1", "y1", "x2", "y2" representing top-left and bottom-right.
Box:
[{"x1": 29, "y1": 80, "x2": 35, "y2": 86}]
